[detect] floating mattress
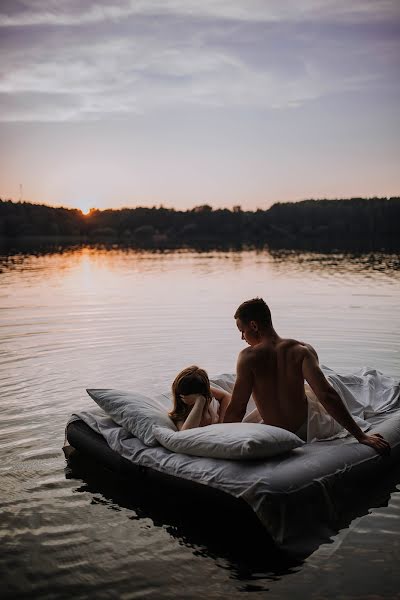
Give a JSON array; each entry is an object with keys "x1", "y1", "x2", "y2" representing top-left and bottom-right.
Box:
[{"x1": 65, "y1": 368, "x2": 400, "y2": 554}]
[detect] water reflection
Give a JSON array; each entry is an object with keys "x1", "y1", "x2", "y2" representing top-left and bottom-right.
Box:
[
  {"x1": 269, "y1": 249, "x2": 400, "y2": 279},
  {"x1": 1, "y1": 243, "x2": 399, "y2": 598},
  {"x1": 1, "y1": 243, "x2": 399, "y2": 277},
  {"x1": 65, "y1": 448, "x2": 299, "y2": 587},
  {"x1": 63, "y1": 440, "x2": 400, "y2": 595}
]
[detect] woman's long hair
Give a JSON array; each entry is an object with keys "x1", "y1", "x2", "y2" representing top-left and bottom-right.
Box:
[{"x1": 169, "y1": 365, "x2": 212, "y2": 424}]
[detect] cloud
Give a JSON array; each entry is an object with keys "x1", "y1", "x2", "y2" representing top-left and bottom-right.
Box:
[
  {"x1": 0, "y1": 90, "x2": 85, "y2": 122},
  {"x1": 0, "y1": 1, "x2": 399, "y2": 121},
  {"x1": 1, "y1": 0, "x2": 399, "y2": 27}
]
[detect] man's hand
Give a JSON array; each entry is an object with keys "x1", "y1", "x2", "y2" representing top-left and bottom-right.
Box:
[{"x1": 357, "y1": 432, "x2": 391, "y2": 455}]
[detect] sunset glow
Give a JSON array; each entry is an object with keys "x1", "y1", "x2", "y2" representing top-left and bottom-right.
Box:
[
  {"x1": 0, "y1": 1, "x2": 399, "y2": 210},
  {"x1": 80, "y1": 207, "x2": 92, "y2": 216}
]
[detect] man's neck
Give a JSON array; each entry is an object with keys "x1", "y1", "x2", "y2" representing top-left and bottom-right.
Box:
[{"x1": 259, "y1": 326, "x2": 279, "y2": 343}]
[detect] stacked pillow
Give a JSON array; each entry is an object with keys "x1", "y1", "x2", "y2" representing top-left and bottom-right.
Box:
[
  {"x1": 86, "y1": 388, "x2": 304, "y2": 459},
  {"x1": 86, "y1": 388, "x2": 177, "y2": 447},
  {"x1": 153, "y1": 423, "x2": 304, "y2": 460}
]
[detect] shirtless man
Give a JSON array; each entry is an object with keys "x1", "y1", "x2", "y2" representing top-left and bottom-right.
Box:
[{"x1": 223, "y1": 297, "x2": 390, "y2": 455}]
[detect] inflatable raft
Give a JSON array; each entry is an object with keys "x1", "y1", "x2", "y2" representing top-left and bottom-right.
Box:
[{"x1": 65, "y1": 368, "x2": 400, "y2": 553}]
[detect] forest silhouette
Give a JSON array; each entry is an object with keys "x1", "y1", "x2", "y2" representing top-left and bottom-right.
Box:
[{"x1": 1, "y1": 197, "x2": 399, "y2": 251}]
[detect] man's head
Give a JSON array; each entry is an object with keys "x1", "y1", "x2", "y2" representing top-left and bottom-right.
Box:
[{"x1": 234, "y1": 297, "x2": 272, "y2": 345}]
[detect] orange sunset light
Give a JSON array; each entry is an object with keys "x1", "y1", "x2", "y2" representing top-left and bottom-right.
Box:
[{"x1": 79, "y1": 206, "x2": 96, "y2": 216}]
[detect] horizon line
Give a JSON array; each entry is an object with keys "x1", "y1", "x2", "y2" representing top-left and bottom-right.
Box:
[{"x1": 1, "y1": 195, "x2": 399, "y2": 214}]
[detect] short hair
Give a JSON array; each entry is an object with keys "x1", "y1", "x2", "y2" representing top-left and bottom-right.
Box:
[{"x1": 234, "y1": 297, "x2": 272, "y2": 327}]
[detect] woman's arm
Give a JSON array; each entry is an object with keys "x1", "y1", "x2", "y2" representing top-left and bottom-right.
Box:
[
  {"x1": 179, "y1": 394, "x2": 207, "y2": 431},
  {"x1": 210, "y1": 386, "x2": 232, "y2": 423}
]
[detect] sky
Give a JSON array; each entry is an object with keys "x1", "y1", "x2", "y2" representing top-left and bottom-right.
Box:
[{"x1": 0, "y1": 0, "x2": 399, "y2": 213}]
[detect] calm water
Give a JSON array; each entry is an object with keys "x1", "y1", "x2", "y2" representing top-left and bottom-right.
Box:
[{"x1": 1, "y1": 246, "x2": 399, "y2": 599}]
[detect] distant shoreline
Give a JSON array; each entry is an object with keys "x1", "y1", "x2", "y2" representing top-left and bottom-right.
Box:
[{"x1": 1, "y1": 197, "x2": 399, "y2": 252}]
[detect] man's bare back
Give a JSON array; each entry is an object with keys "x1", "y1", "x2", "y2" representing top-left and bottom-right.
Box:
[
  {"x1": 223, "y1": 297, "x2": 391, "y2": 455},
  {"x1": 242, "y1": 337, "x2": 312, "y2": 434}
]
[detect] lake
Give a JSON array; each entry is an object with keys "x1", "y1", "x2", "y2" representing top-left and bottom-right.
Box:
[{"x1": 1, "y1": 245, "x2": 399, "y2": 599}]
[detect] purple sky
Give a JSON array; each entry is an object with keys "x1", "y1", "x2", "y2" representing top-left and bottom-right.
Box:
[{"x1": 1, "y1": 0, "x2": 399, "y2": 212}]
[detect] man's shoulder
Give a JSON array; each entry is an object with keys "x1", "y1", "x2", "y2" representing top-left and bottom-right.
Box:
[
  {"x1": 238, "y1": 346, "x2": 259, "y2": 366},
  {"x1": 278, "y1": 336, "x2": 304, "y2": 345},
  {"x1": 239, "y1": 344, "x2": 271, "y2": 365},
  {"x1": 300, "y1": 341, "x2": 319, "y2": 360},
  {"x1": 276, "y1": 338, "x2": 319, "y2": 362},
  {"x1": 280, "y1": 337, "x2": 316, "y2": 352},
  {"x1": 238, "y1": 346, "x2": 253, "y2": 360}
]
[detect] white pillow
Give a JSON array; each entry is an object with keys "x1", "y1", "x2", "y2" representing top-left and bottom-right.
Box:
[
  {"x1": 152, "y1": 422, "x2": 304, "y2": 460},
  {"x1": 210, "y1": 373, "x2": 236, "y2": 393},
  {"x1": 86, "y1": 388, "x2": 177, "y2": 446}
]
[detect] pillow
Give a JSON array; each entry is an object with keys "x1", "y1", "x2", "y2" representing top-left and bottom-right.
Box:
[
  {"x1": 210, "y1": 373, "x2": 236, "y2": 394},
  {"x1": 152, "y1": 422, "x2": 304, "y2": 460},
  {"x1": 86, "y1": 388, "x2": 177, "y2": 446}
]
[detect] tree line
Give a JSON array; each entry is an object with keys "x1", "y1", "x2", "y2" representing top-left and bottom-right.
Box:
[{"x1": 0, "y1": 197, "x2": 399, "y2": 251}]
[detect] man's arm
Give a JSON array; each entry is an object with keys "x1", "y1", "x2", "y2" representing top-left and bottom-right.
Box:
[
  {"x1": 223, "y1": 350, "x2": 253, "y2": 423},
  {"x1": 302, "y1": 349, "x2": 390, "y2": 455}
]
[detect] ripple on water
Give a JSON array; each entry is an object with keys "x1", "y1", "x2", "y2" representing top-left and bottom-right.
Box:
[{"x1": 0, "y1": 248, "x2": 399, "y2": 599}]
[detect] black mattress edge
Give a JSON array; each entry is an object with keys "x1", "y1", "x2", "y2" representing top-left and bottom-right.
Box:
[
  {"x1": 65, "y1": 419, "x2": 260, "y2": 518},
  {"x1": 65, "y1": 419, "x2": 400, "y2": 555}
]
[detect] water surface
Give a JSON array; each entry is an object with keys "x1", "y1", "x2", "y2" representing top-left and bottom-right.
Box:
[{"x1": 1, "y1": 247, "x2": 399, "y2": 598}]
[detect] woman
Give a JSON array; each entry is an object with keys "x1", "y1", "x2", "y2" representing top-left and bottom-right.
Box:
[{"x1": 169, "y1": 365, "x2": 231, "y2": 431}]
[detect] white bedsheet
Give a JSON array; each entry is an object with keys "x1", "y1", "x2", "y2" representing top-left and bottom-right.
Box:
[
  {"x1": 305, "y1": 365, "x2": 400, "y2": 442},
  {"x1": 214, "y1": 366, "x2": 400, "y2": 442}
]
